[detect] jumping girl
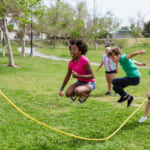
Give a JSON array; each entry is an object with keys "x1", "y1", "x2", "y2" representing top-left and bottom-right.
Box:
[
  {"x1": 59, "y1": 39, "x2": 95, "y2": 103},
  {"x1": 108, "y1": 47, "x2": 146, "y2": 107}
]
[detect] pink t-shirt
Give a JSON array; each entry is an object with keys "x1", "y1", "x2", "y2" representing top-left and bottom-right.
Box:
[{"x1": 68, "y1": 56, "x2": 95, "y2": 82}]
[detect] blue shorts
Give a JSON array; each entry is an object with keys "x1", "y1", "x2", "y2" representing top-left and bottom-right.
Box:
[{"x1": 76, "y1": 80, "x2": 96, "y2": 91}]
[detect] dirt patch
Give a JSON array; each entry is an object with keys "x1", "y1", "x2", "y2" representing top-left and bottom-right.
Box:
[{"x1": 3, "y1": 64, "x2": 20, "y2": 68}]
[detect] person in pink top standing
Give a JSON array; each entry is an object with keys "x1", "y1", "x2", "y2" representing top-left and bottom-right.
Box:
[{"x1": 59, "y1": 39, "x2": 95, "y2": 103}]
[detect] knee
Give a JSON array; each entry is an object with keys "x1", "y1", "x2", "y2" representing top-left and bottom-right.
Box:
[
  {"x1": 65, "y1": 92, "x2": 70, "y2": 97},
  {"x1": 65, "y1": 91, "x2": 72, "y2": 97}
]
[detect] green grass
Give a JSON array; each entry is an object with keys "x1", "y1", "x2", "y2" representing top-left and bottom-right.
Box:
[{"x1": 0, "y1": 40, "x2": 150, "y2": 149}]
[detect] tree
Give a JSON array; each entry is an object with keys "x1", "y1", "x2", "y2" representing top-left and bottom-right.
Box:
[
  {"x1": 70, "y1": 1, "x2": 88, "y2": 38},
  {"x1": 98, "y1": 11, "x2": 119, "y2": 40},
  {"x1": 55, "y1": 1, "x2": 75, "y2": 44},
  {"x1": 90, "y1": 0, "x2": 101, "y2": 49},
  {"x1": 0, "y1": 0, "x2": 16, "y2": 67},
  {"x1": 86, "y1": 10, "x2": 119, "y2": 49},
  {"x1": 129, "y1": 12, "x2": 145, "y2": 45},
  {"x1": 0, "y1": 0, "x2": 44, "y2": 68},
  {"x1": 35, "y1": 0, "x2": 75, "y2": 48},
  {"x1": 13, "y1": 0, "x2": 44, "y2": 57},
  {"x1": 35, "y1": 0, "x2": 61, "y2": 48},
  {"x1": 143, "y1": 21, "x2": 150, "y2": 37},
  {"x1": 85, "y1": 0, "x2": 119, "y2": 49},
  {"x1": 69, "y1": 19, "x2": 85, "y2": 38}
]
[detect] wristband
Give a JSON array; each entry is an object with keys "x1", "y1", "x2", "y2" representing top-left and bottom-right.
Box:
[{"x1": 60, "y1": 89, "x2": 63, "y2": 91}]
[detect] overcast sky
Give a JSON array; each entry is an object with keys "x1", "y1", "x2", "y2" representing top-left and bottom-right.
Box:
[{"x1": 43, "y1": 0, "x2": 150, "y2": 26}]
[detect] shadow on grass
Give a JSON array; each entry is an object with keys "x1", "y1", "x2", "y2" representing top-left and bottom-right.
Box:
[
  {"x1": 65, "y1": 120, "x2": 150, "y2": 148},
  {"x1": 91, "y1": 93, "x2": 119, "y2": 98},
  {"x1": 51, "y1": 137, "x2": 106, "y2": 149},
  {"x1": 91, "y1": 94, "x2": 107, "y2": 97},
  {"x1": 17, "y1": 144, "x2": 53, "y2": 150},
  {"x1": 59, "y1": 132, "x2": 107, "y2": 147},
  {"x1": 120, "y1": 120, "x2": 150, "y2": 132},
  {"x1": 68, "y1": 138, "x2": 106, "y2": 147}
]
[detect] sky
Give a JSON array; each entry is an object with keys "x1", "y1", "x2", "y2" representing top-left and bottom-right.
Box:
[
  {"x1": 86, "y1": 0, "x2": 150, "y2": 26},
  {"x1": 43, "y1": 0, "x2": 150, "y2": 26}
]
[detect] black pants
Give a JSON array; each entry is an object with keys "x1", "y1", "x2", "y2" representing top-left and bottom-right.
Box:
[{"x1": 112, "y1": 77, "x2": 140, "y2": 97}]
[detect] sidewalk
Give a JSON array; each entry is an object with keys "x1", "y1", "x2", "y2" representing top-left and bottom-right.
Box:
[
  {"x1": 18, "y1": 47, "x2": 150, "y2": 68},
  {"x1": 18, "y1": 47, "x2": 71, "y2": 62}
]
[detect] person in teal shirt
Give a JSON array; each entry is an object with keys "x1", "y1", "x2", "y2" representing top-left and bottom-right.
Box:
[{"x1": 108, "y1": 47, "x2": 146, "y2": 107}]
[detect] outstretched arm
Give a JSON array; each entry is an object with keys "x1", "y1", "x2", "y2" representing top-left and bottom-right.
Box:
[
  {"x1": 126, "y1": 50, "x2": 145, "y2": 59},
  {"x1": 97, "y1": 62, "x2": 103, "y2": 72},
  {"x1": 133, "y1": 60, "x2": 146, "y2": 67},
  {"x1": 59, "y1": 68, "x2": 72, "y2": 96}
]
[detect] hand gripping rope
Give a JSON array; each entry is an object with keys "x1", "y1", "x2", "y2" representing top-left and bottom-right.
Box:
[{"x1": 0, "y1": 90, "x2": 147, "y2": 141}]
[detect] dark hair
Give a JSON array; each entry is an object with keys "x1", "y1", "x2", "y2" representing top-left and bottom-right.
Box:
[
  {"x1": 108, "y1": 47, "x2": 122, "y2": 57},
  {"x1": 69, "y1": 39, "x2": 88, "y2": 55},
  {"x1": 105, "y1": 44, "x2": 110, "y2": 48}
]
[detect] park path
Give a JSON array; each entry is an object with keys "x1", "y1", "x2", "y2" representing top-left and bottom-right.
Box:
[
  {"x1": 18, "y1": 47, "x2": 100, "y2": 66},
  {"x1": 18, "y1": 47, "x2": 149, "y2": 68}
]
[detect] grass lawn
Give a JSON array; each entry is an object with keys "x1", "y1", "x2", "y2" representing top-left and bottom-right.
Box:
[{"x1": 0, "y1": 40, "x2": 150, "y2": 149}]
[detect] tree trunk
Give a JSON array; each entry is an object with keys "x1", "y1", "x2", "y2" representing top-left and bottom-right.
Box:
[
  {"x1": 21, "y1": 25, "x2": 26, "y2": 57},
  {"x1": 2, "y1": 18, "x2": 15, "y2": 67},
  {"x1": 135, "y1": 37, "x2": 138, "y2": 45},
  {"x1": 65, "y1": 34, "x2": 69, "y2": 47},
  {"x1": 94, "y1": 37, "x2": 97, "y2": 50},
  {"x1": 54, "y1": 36, "x2": 56, "y2": 48}
]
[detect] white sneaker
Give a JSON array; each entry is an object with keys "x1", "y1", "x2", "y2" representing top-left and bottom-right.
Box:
[{"x1": 138, "y1": 116, "x2": 147, "y2": 123}]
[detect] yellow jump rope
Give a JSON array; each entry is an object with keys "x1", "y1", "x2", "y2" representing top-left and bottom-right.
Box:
[{"x1": 0, "y1": 90, "x2": 147, "y2": 141}]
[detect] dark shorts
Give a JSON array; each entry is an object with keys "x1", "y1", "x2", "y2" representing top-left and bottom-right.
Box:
[
  {"x1": 76, "y1": 80, "x2": 96, "y2": 91},
  {"x1": 148, "y1": 97, "x2": 150, "y2": 100},
  {"x1": 105, "y1": 70, "x2": 117, "y2": 74}
]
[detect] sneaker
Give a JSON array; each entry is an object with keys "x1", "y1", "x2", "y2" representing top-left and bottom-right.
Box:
[
  {"x1": 114, "y1": 92, "x2": 118, "y2": 96},
  {"x1": 117, "y1": 95, "x2": 128, "y2": 103},
  {"x1": 70, "y1": 96, "x2": 77, "y2": 102},
  {"x1": 104, "y1": 92, "x2": 112, "y2": 95},
  {"x1": 127, "y1": 96, "x2": 134, "y2": 107},
  {"x1": 139, "y1": 116, "x2": 147, "y2": 123},
  {"x1": 78, "y1": 93, "x2": 89, "y2": 104}
]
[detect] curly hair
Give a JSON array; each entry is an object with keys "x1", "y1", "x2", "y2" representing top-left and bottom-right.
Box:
[
  {"x1": 69, "y1": 39, "x2": 88, "y2": 55},
  {"x1": 108, "y1": 47, "x2": 122, "y2": 57}
]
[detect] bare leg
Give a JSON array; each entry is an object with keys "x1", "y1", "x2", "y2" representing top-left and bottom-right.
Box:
[
  {"x1": 65, "y1": 83, "x2": 78, "y2": 97},
  {"x1": 144, "y1": 100, "x2": 150, "y2": 116},
  {"x1": 106, "y1": 74, "x2": 111, "y2": 92},
  {"x1": 74, "y1": 84, "x2": 91, "y2": 97},
  {"x1": 109, "y1": 73, "x2": 116, "y2": 92}
]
